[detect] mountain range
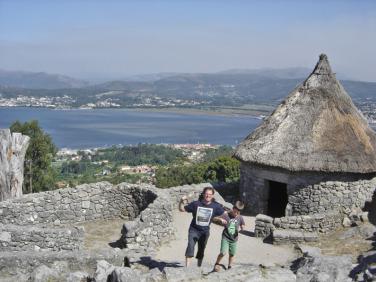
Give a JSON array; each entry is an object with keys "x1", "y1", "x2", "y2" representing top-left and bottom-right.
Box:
[
  {"x1": 0, "y1": 69, "x2": 89, "y2": 89},
  {"x1": 0, "y1": 68, "x2": 375, "y2": 106}
]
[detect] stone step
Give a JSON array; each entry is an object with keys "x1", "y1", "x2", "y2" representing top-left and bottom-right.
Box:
[{"x1": 273, "y1": 229, "x2": 318, "y2": 245}]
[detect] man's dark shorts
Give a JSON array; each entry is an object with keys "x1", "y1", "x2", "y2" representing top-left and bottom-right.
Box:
[{"x1": 185, "y1": 227, "x2": 210, "y2": 259}]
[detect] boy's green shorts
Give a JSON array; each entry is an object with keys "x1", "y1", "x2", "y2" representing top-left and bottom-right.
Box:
[{"x1": 220, "y1": 237, "x2": 237, "y2": 256}]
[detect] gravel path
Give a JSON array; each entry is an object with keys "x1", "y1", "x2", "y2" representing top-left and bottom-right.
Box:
[{"x1": 155, "y1": 211, "x2": 297, "y2": 267}]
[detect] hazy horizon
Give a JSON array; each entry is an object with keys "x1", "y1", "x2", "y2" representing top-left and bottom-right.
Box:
[{"x1": 1, "y1": 0, "x2": 375, "y2": 82}]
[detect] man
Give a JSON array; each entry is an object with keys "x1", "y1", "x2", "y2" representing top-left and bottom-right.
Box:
[{"x1": 179, "y1": 187, "x2": 225, "y2": 267}]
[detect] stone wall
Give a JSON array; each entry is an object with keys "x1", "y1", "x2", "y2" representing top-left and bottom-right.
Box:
[
  {"x1": 255, "y1": 212, "x2": 343, "y2": 243},
  {"x1": 0, "y1": 182, "x2": 156, "y2": 225},
  {"x1": 273, "y1": 230, "x2": 318, "y2": 245},
  {"x1": 0, "y1": 181, "x2": 219, "y2": 279},
  {"x1": 289, "y1": 179, "x2": 376, "y2": 215},
  {"x1": 0, "y1": 181, "x2": 158, "y2": 253},
  {"x1": 121, "y1": 183, "x2": 212, "y2": 250},
  {"x1": 240, "y1": 163, "x2": 376, "y2": 216},
  {"x1": 0, "y1": 224, "x2": 84, "y2": 252},
  {"x1": 273, "y1": 212, "x2": 343, "y2": 232},
  {"x1": 0, "y1": 181, "x2": 213, "y2": 253},
  {"x1": 239, "y1": 163, "x2": 268, "y2": 215}
]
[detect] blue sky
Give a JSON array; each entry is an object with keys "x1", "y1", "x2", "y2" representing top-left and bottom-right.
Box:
[{"x1": 0, "y1": 0, "x2": 375, "y2": 82}]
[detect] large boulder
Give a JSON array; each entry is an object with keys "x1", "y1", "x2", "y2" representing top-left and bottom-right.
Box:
[{"x1": 294, "y1": 252, "x2": 352, "y2": 282}]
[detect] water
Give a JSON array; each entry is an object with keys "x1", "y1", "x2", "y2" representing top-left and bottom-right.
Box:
[{"x1": 0, "y1": 107, "x2": 261, "y2": 149}]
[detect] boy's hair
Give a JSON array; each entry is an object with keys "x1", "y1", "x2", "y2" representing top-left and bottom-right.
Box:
[{"x1": 233, "y1": 200, "x2": 245, "y2": 211}]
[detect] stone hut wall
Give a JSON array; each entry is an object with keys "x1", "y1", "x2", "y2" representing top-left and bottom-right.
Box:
[
  {"x1": 240, "y1": 163, "x2": 376, "y2": 216},
  {"x1": 0, "y1": 224, "x2": 84, "y2": 252},
  {"x1": 0, "y1": 182, "x2": 156, "y2": 226},
  {"x1": 289, "y1": 179, "x2": 376, "y2": 215}
]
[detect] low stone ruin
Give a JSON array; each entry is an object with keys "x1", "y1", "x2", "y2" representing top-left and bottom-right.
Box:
[
  {"x1": 1, "y1": 179, "x2": 376, "y2": 281},
  {"x1": 0, "y1": 181, "x2": 206, "y2": 280}
]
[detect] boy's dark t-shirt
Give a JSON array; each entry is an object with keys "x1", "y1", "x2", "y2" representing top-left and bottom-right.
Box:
[
  {"x1": 222, "y1": 213, "x2": 245, "y2": 242},
  {"x1": 184, "y1": 200, "x2": 224, "y2": 232}
]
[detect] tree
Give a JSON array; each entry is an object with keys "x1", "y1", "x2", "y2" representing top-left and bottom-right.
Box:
[
  {"x1": 10, "y1": 120, "x2": 57, "y2": 193},
  {"x1": 155, "y1": 156, "x2": 240, "y2": 188},
  {"x1": 207, "y1": 156, "x2": 240, "y2": 183}
]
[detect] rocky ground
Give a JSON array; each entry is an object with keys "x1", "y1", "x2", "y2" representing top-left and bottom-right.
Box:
[
  {"x1": 9, "y1": 218, "x2": 376, "y2": 282},
  {"x1": 314, "y1": 223, "x2": 376, "y2": 260},
  {"x1": 65, "y1": 212, "x2": 376, "y2": 282}
]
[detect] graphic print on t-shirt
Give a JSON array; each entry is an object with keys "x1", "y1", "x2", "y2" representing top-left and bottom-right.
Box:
[
  {"x1": 227, "y1": 219, "x2": 237, "y2": 236},
  {"x1": 196, "y1": 206, "x2": 213, "y2": 226}
]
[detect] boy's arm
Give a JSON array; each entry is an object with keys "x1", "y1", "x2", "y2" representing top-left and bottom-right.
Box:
[{"x1": 240, "y1": 216, "x2": 246, "y2": 230}]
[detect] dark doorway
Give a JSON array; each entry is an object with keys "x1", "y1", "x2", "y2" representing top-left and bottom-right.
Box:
[{"x1": 267, "y1": 180, "x2": 288, "y2": 218}]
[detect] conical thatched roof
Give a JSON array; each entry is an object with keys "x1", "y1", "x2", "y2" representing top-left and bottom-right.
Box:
[{"x1": 234, "y1": 54, "x2": 376, "y2": 173}]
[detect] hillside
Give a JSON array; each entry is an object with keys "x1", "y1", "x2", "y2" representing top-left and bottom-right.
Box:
[
  {"x1": 0, "y1": 69, "x2": 89, "y2": 89},
  {"x1": 0, "y1": 69, "x2": 375, "y2": 108}
]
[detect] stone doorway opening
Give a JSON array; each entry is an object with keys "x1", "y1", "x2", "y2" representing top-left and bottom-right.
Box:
[{"x1": 267, "y1": 180, "x2": 288, "y2": 217}]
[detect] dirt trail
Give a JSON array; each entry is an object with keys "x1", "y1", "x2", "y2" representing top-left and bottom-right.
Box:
[
  {"x1": 155, "y1": 211, "x2": 297, "y2": 267},
  {"x1": 78, "y1": 211, "x2": 298, "y2": 268},
  {"x1": 77, "y1": 218, "x2": 124, "y2": 250}
]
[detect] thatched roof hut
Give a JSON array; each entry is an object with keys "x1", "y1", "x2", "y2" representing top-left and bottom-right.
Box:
[{"x1": 235, "y1": 54, "x2": 376, "y2": 173}]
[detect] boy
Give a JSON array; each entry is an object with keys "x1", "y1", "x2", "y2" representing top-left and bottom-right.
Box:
[{"x1": 214, "y1": 200, "x2": 245, "y2": 271}]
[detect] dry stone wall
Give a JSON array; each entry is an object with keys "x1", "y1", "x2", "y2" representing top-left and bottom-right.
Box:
[
  {"x1": 255, "y1": 212, "x2": 343, "y2": 244},
  {"x1": 0, "y1": 224, "x2": 84, "y2": 252},
  {"x1": 289, "y1": 178, "x2": 376, "y2": 215},
  {"x1": 0, "y1": 182, "x2": 156, "y2": 225},
  {"x1": 0, "y1": 180, "x2": 215, "y2": 279},
  {"x1": 0, "y1": 181, "x2": 158, "y2": 253},
  {"x1": 121, "y1": 183, "x2": 213, "y2": 250}
]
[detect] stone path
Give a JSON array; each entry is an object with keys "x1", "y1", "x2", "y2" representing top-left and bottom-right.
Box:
[
  {"x1": 77, "y1": 210, "x2": 297, "y2": 270},
  {"x1": 155, "y1": 211, "x2": 297, "y2": 267}
]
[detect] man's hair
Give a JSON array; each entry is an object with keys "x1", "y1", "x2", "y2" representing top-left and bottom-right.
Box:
[
  {"x1": 202, "y1": 187, "x2": 215, "y2": 195},
  {"x1": 234, "y1": 200, "x2": 245, "y2": 211},
  {"x1": 199, "y1": 187, "x2": 215, "y2": 201}
]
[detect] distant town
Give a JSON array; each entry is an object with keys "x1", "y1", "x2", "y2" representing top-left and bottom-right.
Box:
[
  {"x1": 54, "y1": 143, "x2": 225, "y2": 188},
  {"x1": 0, "y1": 94, "x2": 211, "y2": 109},
  {"x1": 2, "y1": 93, "x2": 376, "y2": 124}
]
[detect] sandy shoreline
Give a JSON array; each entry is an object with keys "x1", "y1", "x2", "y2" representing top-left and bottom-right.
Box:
[{"x1": 128, "y1": 106, "x2": 272, "y2": 118}]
